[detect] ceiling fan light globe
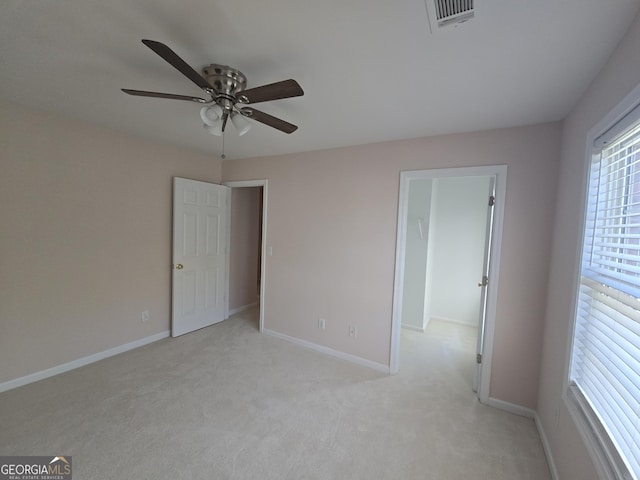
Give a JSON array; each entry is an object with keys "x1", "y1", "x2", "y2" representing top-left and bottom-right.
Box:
[
  {"x1": 231, "y1": 112, "x2": 252, "y2": 136},
  {"x1": 200, "y1": 105, "x2": 223, "y2": 126}
]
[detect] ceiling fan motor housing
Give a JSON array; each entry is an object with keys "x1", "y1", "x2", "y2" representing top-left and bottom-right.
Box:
[{"x1": 203, "y1": 64, "x2": 247, "y2": 110}]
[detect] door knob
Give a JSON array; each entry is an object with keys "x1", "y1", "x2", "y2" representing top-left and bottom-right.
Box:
[{"x1": 175, "y1": 264, "x2": 184, "y2": 270}]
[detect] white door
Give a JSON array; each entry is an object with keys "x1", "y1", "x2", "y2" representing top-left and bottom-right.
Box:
[
  {"x1": 474, "y1": 176, "x2": 496, "y2": 393},
  {"x1": 172, "y1": 177, "x2": 229, "y2": 337}
]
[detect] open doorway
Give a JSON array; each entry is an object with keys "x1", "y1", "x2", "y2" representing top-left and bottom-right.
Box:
[
  {"x1": 225, "y1": 180, "x2": 268, "y2": 332},
  {"x1": 391, "y1": 166, "x2": 507, "y2": 404}
]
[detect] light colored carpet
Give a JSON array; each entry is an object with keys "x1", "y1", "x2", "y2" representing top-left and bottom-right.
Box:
[{"x1": 0, "y1": 310, "x2": 550, "y2": 479}]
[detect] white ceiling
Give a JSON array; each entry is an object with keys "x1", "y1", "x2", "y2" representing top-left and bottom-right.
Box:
[{"x1": 1, "y1": 0, "x2": 639, "y2": 160}]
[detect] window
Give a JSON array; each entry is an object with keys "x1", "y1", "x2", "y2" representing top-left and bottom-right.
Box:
[{"x1": 569, "y1": 103, "x2": 640, "y2": 480}]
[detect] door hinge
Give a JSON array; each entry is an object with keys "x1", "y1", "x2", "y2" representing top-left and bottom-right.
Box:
[
  {"x1": 476, "y1": 353, "x2": 482, "y2": 364},
  {"x1": 489, "y1": 195, "x2": 496, "y2": 207}
]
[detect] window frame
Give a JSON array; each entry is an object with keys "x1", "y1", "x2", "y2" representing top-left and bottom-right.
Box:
[{"x1": 565, "y1": 82, "x2": 640, "y2": 480}]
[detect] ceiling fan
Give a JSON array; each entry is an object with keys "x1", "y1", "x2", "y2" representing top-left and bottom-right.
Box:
[{"x1": 122, "y1": 39, "x2": 304, "y2": 137}]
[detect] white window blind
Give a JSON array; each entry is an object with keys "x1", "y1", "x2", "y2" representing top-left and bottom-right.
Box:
[
  {"x1": 570, "y1": 112, "x2": 640, "y2": 480},
  {"x1": 571, "y1": 111, "x2": 640, "y2": 480}
]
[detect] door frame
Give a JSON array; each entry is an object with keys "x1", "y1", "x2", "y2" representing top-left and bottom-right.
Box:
[
  {"x1": 390, "y1": 165, "x2": 507, "y2": 404},
  {"x1": 223, "y1": 179, "x2": 268, "y2": 333}
]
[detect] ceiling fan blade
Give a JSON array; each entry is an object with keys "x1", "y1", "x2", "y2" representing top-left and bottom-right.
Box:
[
  {"x1": 240, "y1": 107, "x2": 298, "y2": 134},
  {"x1": 141, "y1": 39, "x2": 213, "y2": 92},
  {"x1": 121, "y1": 89, "x2": 208, "y2": 103},
  {"x1": 237, "y1": 79, "x2": 304, "y2": 104}
]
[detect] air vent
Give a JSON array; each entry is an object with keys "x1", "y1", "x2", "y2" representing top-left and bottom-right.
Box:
[{"x1": 425, "y1": 0, "x2": 475, "y2": 31}]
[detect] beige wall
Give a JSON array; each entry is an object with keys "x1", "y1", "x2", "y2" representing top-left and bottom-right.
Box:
[
  {"x1": 229, "y1": 187, "x2": 262, "y2": 311},
  {"x1": 0, "y1": 98, "x2": 562, "y2": 411},
  {"x1": 223, "y1": 122, "x2": 561, "y2": 409},
  {"x1": 0, "y1": 100, "x2": 221, "y2": 384},
  {"x1": 537, "y1": 10, "x2": 640, "y2": 480}
]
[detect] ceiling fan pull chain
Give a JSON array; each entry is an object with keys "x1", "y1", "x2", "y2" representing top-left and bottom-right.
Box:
[{"x1": 221, "y1": 132, "x2": 226, "y2": 160}]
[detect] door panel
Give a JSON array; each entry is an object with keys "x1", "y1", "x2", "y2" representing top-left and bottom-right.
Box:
[
  {"x1": 205, "y1": 214, "x2": 219, "y2": 256},
  {"x1": 181, "y1": 271, "x2": 197, "y2": 315},
  {"x1": 172, "y1": 177, "x2": 229, "y2": 337},
  {"x1": 183, "y1": 212, "x2": 198, "y2": 256}
]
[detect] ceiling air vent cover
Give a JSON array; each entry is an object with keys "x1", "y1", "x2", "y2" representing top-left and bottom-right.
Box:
[{"x1": 426, "y1": 0, "x2": 475, "y2": 31}]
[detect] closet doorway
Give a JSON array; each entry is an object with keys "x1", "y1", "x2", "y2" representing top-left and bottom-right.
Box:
[
  {"x1": 225, "y1": 180, "x2": 268, "y2": 332},
  {"x1": 391, "y1": 166, "x2": 507, "y2": 404}
]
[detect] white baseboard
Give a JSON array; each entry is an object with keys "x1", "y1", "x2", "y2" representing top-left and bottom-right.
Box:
[
  {"x1": 485, "y1": 396, "x2": 536, "y2": 418},
  {"x1": 0, "y1": 330, "x2": 170, "y2": 393},
  {"x1": 262, "y1": 328, "x2": 390, "y2": 374},
  {"x1": 401, "y1": 324, "x2": 426, "y2": 332},
  {"x1": 535, "y1": 413, "x2": 559, "y2": 480},
  {"x1": 487, "y1": 394, "x2": 558, "y2": 480},
  {"x1": 228, "y1": 302, "x2": 259, "y2": 316}
]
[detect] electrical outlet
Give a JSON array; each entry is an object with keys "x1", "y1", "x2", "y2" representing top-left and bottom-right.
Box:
[
  {"x1": 349, "y1": 324, "x2": 357, "y2": 337},
  {"x1": 141, "y1": 310, "x2": 149, "y2": 322},
  {"x1": 318, "y1": 318, "x2": 326, "y2": 330}
]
